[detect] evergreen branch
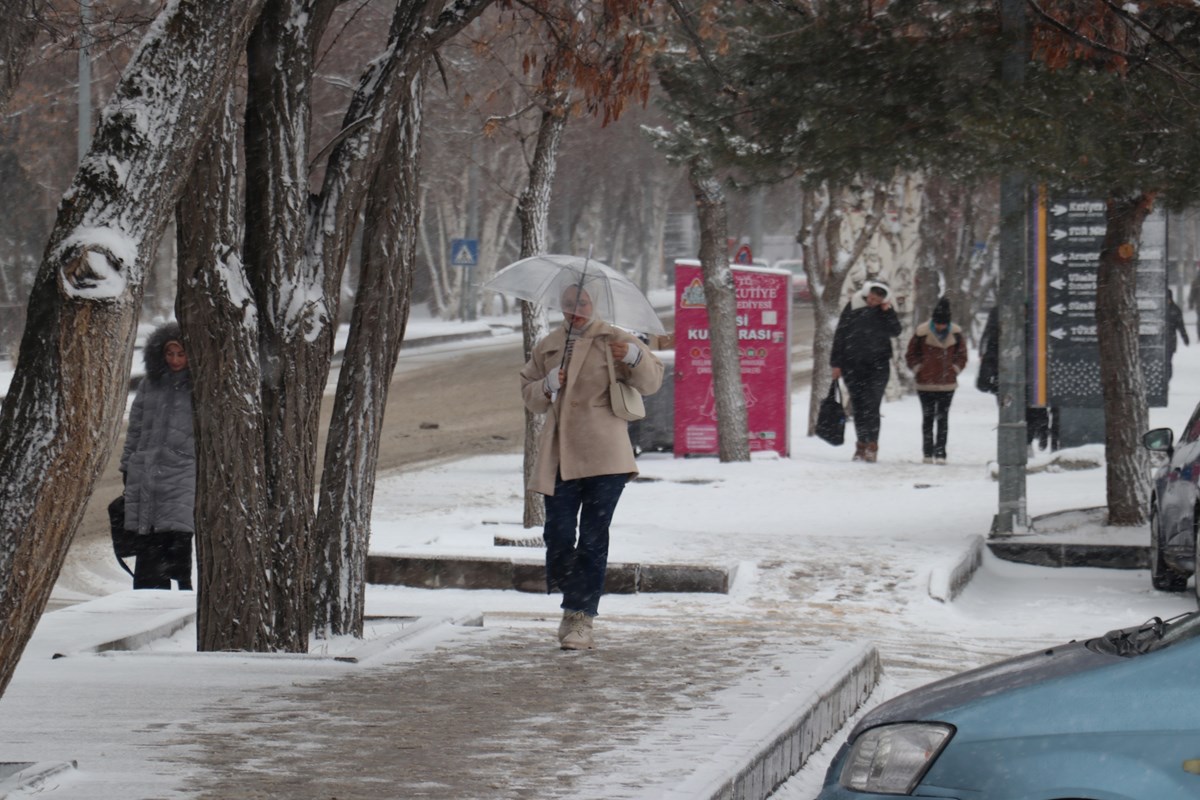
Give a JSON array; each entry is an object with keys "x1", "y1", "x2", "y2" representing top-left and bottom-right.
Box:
[
  {"x1": 664, "y1": 0, "x2": 737, "y2": 97},
  {"x1": 1025, "y1": 0, "x2": 1200, "y2": 93},
  {"x1": 1024, "y1": 0, "x2": 1140, "y2": 66},
  {"x1": 1096, "y1": 0, "x2": 1200, "y2": 76}
]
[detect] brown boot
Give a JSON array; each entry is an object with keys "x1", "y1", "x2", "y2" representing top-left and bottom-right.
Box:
[
  {"x1": 864, "y1": 442, "x2": 878, "y2": 463},
  {"x1": 852, "y1": 442, "x2": 866, "y2": 461}
]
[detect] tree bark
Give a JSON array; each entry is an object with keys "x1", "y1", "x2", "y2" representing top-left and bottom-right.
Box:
[
  {"x1": 1098, "y1": 190, "x2": 1152, "y2": 526},
  {"x1": 311, "y1": 72, "x2": 426, "y2": 638},
  {"x1": 242, "y1": 0, "x2": 341, "y2": 653},
  {"x1": 688, "y1": 155, "x2": 749, "y2": 462},
  {"x1": 235, "y1": 0, "x2": 492, "y2": 650},
  {"x1": 804, "y1": 182, "x2": 888, "y2": 436},
  {"x1": 176, "y1": 93, "x2": 276, "y2": 652},
  {"x1": 0, "y1": 0, "x2": 43, "y2": 114},
  {"x1": 0, "y1": 0, "x2": 266, "y2": 699},
  {"x1": 517, "y1": 93, "x2": 568, "y2": 528},
  {"x1": 285, "y1": 0, "x2": 494, "y2": 646}
]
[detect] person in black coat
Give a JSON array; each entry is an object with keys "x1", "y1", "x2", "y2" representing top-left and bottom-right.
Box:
[
  {"x1": 830, "y1": 282, "x2": 902, "y2": 462},
  {"x1": 977, "y1": 305, "x2": 1058, "y2": 452},
  {"x1": 1167, "y1": 289, "x2": 1189, "y2": 389}
]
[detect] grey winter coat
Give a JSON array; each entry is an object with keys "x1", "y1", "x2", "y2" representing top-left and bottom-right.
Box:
[{"x1": 120, "y1": 322, "x2": 196, "y2": 535}]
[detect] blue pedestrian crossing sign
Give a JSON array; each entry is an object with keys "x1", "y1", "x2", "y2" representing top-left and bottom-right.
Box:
[{"x1": 450, "y1": 238, "x2": 479, "y2": 268}]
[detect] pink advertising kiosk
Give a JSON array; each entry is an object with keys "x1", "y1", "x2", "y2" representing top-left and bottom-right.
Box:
[{"x1": 673, "y1": 259, "x2": 792, "y2": 457}]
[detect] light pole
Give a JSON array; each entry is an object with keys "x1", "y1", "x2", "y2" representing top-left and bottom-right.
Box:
[{"x1": 994, "y1": 0, "x2": 1028, "y2": 534}]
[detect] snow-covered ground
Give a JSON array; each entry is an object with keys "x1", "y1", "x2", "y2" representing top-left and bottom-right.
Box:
[{"x1": 1, "y1": 303, "x2": 1198, "y2": 799}]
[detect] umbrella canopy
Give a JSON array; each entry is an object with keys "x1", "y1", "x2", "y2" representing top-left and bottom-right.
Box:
[{"x1": 484, "y1": 254, "x2": 666, "y2": 335}]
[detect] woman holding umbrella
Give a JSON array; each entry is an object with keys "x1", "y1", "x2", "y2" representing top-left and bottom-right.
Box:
[{"x1": 519, "y1": 283, "x2": 663, "y2": 651}]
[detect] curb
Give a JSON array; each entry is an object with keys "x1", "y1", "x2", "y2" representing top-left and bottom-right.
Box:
[
  {"x1": 51, "y1": 606, "x2": 196, "y2": 659},
  {"x1": 655, "y1": 643, "x2": 881, "y2": 800},
  {"x1": 48, "y1": 601, "x2": 483, "y2": 664},
  {"x1": 0, "y1": 760, "x2": 77, "y2": 798},
  {"x1": 928, "y1": 535, "x2": 985, "y2": 602},
  {"x1": 987, "y1": 541, "x2": 1147, "y2": 570},
  {"x1": 987, "y1": 508, "x2": 1149, "y2": 570},
  {"x1": 330, "y1": 612, "x2": 484, "y2": 664},
  {"x1": 366, "y1": 553, "x2": 735, "y2": 594}
]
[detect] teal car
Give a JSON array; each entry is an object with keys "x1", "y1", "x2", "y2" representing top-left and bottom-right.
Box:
[{"x1": 818, "y1": 612, "x2": 1200, "y2": 799}]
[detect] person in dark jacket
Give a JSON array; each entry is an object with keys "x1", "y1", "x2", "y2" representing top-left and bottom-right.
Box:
[
  {"x1": 120, "y1": 321, "x2": 195, "y2": 590},
  {"x1": 977, "y1": 305, "x2": 1058, "y2": 452},
  {"x1": 830, "y1": 282, "x2": 902, "y2": 462},
  {"x1": 1189, "y1": 274, "x2": 1200, "y2": 341},
  {"x1": 976, "y1": 305, "x2": 1000, "y2": 396},
  {"x1": 1167, "y1": 289, "x2": 1189, "y2": 389},
  {"x1": 905, "y1": 298, "x2": 967, "y2": 464}
]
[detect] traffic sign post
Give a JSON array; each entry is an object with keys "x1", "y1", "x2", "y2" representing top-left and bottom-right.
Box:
[
  {"x1": 451, "y1": 239, "x2": 479, "y2": 269},
  {"x1": 451, "y1": 238, "x2": 479, "y2": 321}
]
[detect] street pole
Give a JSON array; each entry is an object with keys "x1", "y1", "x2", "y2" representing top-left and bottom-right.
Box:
[
  {"x1": 994, "y1": 0, "x2": 1028, "y2": 534},
  {"x1": 78, "y1": 0, "x2": 93, "y2": 163},
  {"x1": 463, "y1": 139, "x2": 481, "y2": 322}
]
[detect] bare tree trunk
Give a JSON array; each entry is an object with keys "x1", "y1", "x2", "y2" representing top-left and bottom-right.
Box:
[
  {"x1": 311, "y1": 72, "x2": 426, "y2": 638},
  {"x1": 294, "y1": 0, "x2": 494, "y2": 644},
  {"x1": 176, "y1": 94, "x2": 275, "y2": 651},
  {"x1": 517, "y1": 94, "x2": 568, "y2": 528},
  {"x1": 804, "y1": 182, "x2": 889, "y2": 435},
  {"x1": 0, "y1": 0, "x2": 43, "y2": 114},
  {"x1": 0, "y1": 0, "x2": 266, "y2": 698},
  {"x1": 1098, "y1": 191, "x2": 1152, "y2": 526},
  {"x1": 234, "y1": 0, "x2": 494, "y2": 650},
  {"x1": 688, "y1": 155, "x2": 748, "y2": 462},
  {"x1": 241, "y1": 0, "x2": 341, "y2": 653}
]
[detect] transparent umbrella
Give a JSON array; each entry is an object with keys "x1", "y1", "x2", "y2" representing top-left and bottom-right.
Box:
[{"x1": 483, "y1": 254, "x2": 666, "y2": 335}]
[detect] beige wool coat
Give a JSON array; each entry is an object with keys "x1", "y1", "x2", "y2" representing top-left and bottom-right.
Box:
[{"x1": 520, "y1": 319, "x2": 664, "y2": 496}]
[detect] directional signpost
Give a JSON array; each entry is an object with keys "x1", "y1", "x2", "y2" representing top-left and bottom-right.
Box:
[{"x1": 1028, "y1": 189, "x2": 1167, "y2": 443}]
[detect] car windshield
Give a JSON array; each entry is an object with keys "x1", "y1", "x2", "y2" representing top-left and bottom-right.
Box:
[{"x1": 1086, "y1": 611, "x2": 1200, "y2": 657}]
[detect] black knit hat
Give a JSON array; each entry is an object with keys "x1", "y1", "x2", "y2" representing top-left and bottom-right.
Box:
[{"x1": 932, "y1": 298, "x2": 951, "y2": 325}]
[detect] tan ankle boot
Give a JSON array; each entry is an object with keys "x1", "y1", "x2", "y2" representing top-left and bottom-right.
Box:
[{"x1": 560, "y1": 611, "x2": 594, "y2": 650}]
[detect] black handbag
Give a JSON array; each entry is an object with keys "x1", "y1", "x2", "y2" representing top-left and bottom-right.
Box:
[
  {"x1": 107, "y1": 495, "x2": 137, "y2": 577},
  {"x1": 816, "y1": 381, "x2": 846, "y2": 446}
]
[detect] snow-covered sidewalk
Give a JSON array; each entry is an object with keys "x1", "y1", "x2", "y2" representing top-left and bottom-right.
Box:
[{"x1": 2, "y1": 308, "x2": 1199, "y2": 799}]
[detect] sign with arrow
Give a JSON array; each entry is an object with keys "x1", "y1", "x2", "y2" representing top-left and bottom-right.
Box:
[{"x1": 1030, "y1": 188, "x2": 1166, "y2": 407}]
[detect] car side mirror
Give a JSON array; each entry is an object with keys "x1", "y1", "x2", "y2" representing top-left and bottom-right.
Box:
[{"x1": 1143, "y1": 427, "x2": 1175, "y2": 456}]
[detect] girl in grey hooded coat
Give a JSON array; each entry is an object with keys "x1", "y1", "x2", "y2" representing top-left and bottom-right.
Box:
[{"x1": 120, "y1": 322, "x2": 195, "y2": 590}]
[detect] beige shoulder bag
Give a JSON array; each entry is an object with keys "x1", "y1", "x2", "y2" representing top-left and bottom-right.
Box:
[{"x1": 604, "y1": 343, "x2": 646, "y2": 422}]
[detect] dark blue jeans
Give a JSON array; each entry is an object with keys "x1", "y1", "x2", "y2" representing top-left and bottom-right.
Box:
[{"x1": 543, "y1": 472, "x2": 627, "y2": 617}]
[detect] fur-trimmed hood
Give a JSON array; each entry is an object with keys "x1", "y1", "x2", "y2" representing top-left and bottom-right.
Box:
[{"x1": 143, "y1": 322, "x2": 185, "y2": 379}]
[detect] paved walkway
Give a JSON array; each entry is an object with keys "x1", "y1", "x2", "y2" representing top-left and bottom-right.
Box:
[
  {"x1": 2, "y1": 513, "x2": 1144, "y2": 799},
  {"x1": 2, "y1": 592, "x2": 876, "y2": 799}
]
